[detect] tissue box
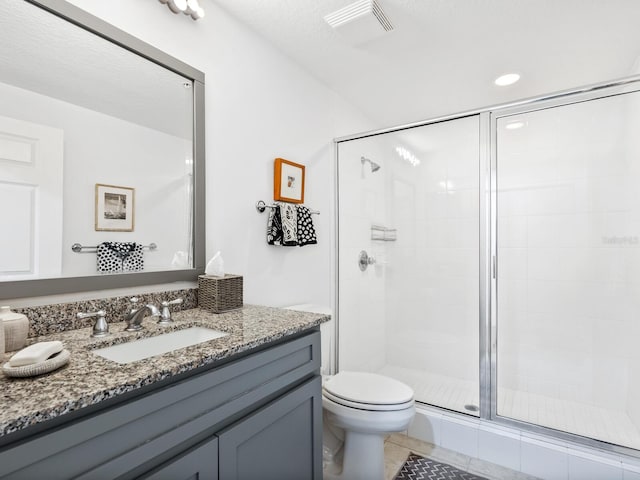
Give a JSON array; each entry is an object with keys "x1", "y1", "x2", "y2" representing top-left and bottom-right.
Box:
[{"x1": 198, "y1": 274, "x2": 243, "y2": 313}]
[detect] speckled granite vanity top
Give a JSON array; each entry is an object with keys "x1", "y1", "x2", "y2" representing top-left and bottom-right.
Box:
[{"x1": 0, "y1": 305, "x2": 329, "y2": 437}]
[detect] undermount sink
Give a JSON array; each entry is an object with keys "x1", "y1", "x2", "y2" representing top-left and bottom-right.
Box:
[{"x1": 92, "y1": 327, "x2": 229, "y2": 364}]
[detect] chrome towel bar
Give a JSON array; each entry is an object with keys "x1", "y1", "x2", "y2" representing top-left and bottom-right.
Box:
[
  {"x1": 255, "y1": 200, "x2": 319, "y2": 215},
  {"x1": 71, "y1": 243, "x2": 158, "y2": 253}
]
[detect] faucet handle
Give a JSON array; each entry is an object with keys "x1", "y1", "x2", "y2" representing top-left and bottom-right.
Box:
[
  {"x1": 158, "y1": 298, "x2": 183, "y2": 325},
  {"x1": 161, "y1": 298, "x2": 183, "y2": 307},
  {"x1": 129, "y1": 296, "x2": 139, "y2": 313},
  {"x1": 77, "y1": 309, "x2": 110, "y2": 338}
]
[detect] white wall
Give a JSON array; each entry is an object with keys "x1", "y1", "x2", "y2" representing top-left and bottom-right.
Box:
[{"x1": 56, "y1": 0, "x2": 374, "y2": 309}]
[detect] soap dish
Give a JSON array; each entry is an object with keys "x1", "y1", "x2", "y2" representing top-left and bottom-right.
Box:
[{"x1": 2, "y1": 350, "x2": 71, "y2": 378}]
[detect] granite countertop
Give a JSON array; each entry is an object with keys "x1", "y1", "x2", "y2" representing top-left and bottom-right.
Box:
[{"x1": 0, "y1": 305, "x2": 329, "y2": 437}]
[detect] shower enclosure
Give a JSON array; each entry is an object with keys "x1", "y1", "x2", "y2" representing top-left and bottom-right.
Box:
[{"x1": 335, "y1": 77, "x2": 640, "y2": 454}]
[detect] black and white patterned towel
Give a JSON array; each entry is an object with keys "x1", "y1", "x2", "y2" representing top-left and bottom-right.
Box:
[
  {"x1": 97, "y1": 242, "x2": 144, "y2": 273},
  {"x1": 266, "y1": 203, "x2": 317, "y2": 247},
  {"x1": 280, "y1": 203, "x2": 298, "y2": 246},
  {"x1": 296, "y1": 206, "x2": 317, "y2": 246},
  {"x1": 267, "y1": 204, "x2": 284, "y2": 245}
]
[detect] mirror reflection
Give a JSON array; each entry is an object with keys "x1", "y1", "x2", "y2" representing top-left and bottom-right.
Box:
[{"x1": 0, "y1": 0, "x2": 195, "y2": 282}]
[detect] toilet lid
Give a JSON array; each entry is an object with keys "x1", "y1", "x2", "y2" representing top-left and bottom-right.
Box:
[{"x1": 323, "y1": 371, "x2": 414, "y2": 406}]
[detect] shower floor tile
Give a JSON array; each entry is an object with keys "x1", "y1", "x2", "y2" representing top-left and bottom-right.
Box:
[
  {"x1": 378, "y1": 364, "x2": 640, "y2": 450},
  {"x1": 378, "y1": 365, "x2": 480, "y2": 415}
]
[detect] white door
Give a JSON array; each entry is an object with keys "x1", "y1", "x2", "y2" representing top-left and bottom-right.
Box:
[{"x1": 0, "y1": 115, "x2": 63, "y2": 279}]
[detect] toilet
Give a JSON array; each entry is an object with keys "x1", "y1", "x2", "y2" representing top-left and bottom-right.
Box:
[
  {"x1": 282, "y1": 305, "x2": 416, "y2": 480},
  {"x1": 322, "y1": 371, "x2": 415, "y2": 480}
]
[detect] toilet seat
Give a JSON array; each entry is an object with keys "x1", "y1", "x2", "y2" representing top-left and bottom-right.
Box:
[{"x1": 323, "y1": 371, "x2": 414, "y2": 412}]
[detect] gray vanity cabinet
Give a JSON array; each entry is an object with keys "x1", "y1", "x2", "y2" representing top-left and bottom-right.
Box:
[
  {"x1": 0, "y1": 330, "x2": 321, "y2": 480},
  {"x1": 141, "y1": 437, "x2": 219, "y2": 480},
  {"x1": 218, "y1": 376, "x2": 322, "y2": 480}
]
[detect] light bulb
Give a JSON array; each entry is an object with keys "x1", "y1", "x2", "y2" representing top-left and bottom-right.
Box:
[
  {"x1": 191, "y1": 6, "x2": 205, "y2": 19},
  {"x1": 168, "y1": 0, "x2": 187, "y2": 13},
  {"x1": 186, "y1": 0, "x2": 199, "y2": 13}
]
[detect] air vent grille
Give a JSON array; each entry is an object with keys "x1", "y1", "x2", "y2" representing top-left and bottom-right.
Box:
[
  {"x1": 325, "y1": 0, "x2": 394, "y2": 33},
  {"x1": 371, "y1": 0, "x2": 393, "y2": 31}
]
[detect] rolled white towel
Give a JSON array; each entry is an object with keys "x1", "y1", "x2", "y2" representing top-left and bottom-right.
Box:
[{"x1": 9, "y1": 341, "x2": 64, "y2": 367}]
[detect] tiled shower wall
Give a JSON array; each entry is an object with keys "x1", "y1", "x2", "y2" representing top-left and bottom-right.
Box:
[
  {"x1": 496, "y1": 92, "x2": 640, "y2": 428},
  {"x1": 337, "y1": 140, "x2": 388, "y2": 373},
  {"x1": 625, "y1": 92, "x2": 640, "y2": 432},
  {"x1": 337, "y1": 115, "x2": 481, "y2": 413},
  {"x1": 385, "y1": 117, "x2": 480, "y2": 384}
]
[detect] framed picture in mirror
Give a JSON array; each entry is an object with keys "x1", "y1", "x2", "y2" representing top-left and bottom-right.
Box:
[
  {"x1": 274, "y1": 158, "x2": 305, "y2": 203},
  {"x1": 95, "y1": 183, "x2": 135, "y2": 231}
]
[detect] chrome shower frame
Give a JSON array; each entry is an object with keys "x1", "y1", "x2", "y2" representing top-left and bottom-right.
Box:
[{"x1": 333, "y1": 73, "x2": 640, "y2": 460}]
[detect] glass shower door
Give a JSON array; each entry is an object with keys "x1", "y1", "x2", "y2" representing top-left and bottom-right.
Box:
[
  {"x1": 494, "y1": 88, "x2": 640, "y2": 449},
  {"x1": 337, "y1": 115, "x2": 481, "y2": 415}
]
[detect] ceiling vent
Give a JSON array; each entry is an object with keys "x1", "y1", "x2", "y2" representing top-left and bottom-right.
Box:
[{"x1": 324, "y1": 0, "x2": 394, "y2": 44}]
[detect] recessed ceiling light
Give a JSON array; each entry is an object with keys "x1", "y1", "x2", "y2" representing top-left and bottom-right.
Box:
[
  {"x1": 494, "y1": 73, "x2": 520, "y2": 86},
  {"x1": 505, "y1": 120, "x2": 525, "y2": 130}
]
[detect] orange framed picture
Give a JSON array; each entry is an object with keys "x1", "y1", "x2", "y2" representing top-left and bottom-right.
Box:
[{"x1": 274, "y1": 158, "x2": 305, "y2": 203}]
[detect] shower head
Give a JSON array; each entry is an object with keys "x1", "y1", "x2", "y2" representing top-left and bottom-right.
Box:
[{"x1": 361, "y1": 156, "x2": 381, "y2": 173}]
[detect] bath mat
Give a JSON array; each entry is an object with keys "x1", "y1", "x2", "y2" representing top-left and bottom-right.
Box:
[{"x1": 394, "y1": 453, "x2": 489, "y2": 480}]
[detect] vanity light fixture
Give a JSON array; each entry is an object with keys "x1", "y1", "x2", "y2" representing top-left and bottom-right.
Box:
[
  {"x1": 160, "y1": 0, "x2": 205, "y2": 20},
  {"x1": 494, "y1": 73, "x2": 520, "y2": 86}
]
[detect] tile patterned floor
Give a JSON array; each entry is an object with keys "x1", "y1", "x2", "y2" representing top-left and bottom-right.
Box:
[
  {"x1": 379, "y1": 365, "x2": 640, "y2": 450},
  {"x1": 384, "y1": 433, "x2": 539, "y2": 480}
]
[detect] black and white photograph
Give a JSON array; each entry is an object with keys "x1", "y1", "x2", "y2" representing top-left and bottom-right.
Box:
[{"x1": 95, "y1": 183, "x2": 134, "y2": 231}]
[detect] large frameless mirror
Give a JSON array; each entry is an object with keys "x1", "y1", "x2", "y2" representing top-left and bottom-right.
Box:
[{"x1": 0, "y1": 0, "x2": 205, "y2": 299}]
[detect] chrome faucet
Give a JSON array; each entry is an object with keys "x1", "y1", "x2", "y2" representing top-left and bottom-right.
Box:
[
  {"x1": 124, "y1": 304, "x2": 160, "y2": 332},
  {"x1": 77, "y1": 309, "x2": 110, "y2": 338},
  {"x1": 158, "y1": 298, "x2": 183, "y2": 326}
]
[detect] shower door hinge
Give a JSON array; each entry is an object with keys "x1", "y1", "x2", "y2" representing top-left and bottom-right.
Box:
[{"x1": 492, "y1": 255, "x2": 496, "y2": 279}]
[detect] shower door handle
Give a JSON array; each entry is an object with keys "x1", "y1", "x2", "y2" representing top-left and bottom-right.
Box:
[
  {"x1": 358, "y1": 250, "x2": 376, "y2": 271},
  {"x1": 492, "y1": 255, "x2": 496, "y2": 279}
]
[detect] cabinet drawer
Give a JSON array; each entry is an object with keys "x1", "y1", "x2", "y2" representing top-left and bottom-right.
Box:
[{"x1": 0, "y1": 330, "x2": 320, "y2": 479}]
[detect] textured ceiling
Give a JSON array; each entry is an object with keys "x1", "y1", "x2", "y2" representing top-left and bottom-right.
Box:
[
  {"x1": 214, "y1": 0, "x2": 640, "y2": 128},
  {"x1": 0, "y1": 0, "x2": 193, "y2": 139}
]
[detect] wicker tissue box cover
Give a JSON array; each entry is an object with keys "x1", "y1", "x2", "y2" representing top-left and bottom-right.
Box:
[{"x1": 198, "y1": 274, "x2": 243, "y2": 313}]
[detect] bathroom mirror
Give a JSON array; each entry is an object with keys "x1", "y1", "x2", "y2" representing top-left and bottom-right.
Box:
[{"x1": 0, "y1": 0, "x2": 205, "y2": 299}]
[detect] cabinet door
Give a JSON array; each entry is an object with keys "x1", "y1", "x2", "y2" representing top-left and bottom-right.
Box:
[
  {"x1": 141, "y1": 436, "x2": 218, "y2": 480},
  {"x1": 218, "y1": 376, "x2": 322, "y2": 480}
]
